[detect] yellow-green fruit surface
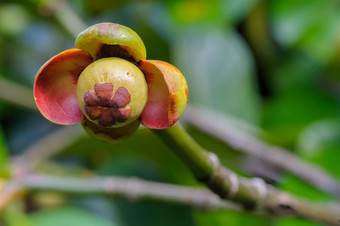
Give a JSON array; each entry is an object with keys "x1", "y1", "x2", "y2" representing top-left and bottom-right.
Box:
[
  {"x1": 76, "y1": 57, "x2": 148, "y2": 128},
  {"x1": 75, "y1": 23, "x2": 146, "y2": 62}
]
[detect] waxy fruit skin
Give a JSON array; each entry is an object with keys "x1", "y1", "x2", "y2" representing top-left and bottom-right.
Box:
[
  {"x1": 75, "y1": 23, "x2": 146, "y2": 62},
  {"x1": 76, "y1": 57, "x2": 148, "y2": 128},
  {"x1": 33, "y1": 22, "x2": 189, "y2": 142}
]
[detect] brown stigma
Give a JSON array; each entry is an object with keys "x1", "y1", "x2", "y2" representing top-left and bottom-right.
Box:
[{"x1": 84, "y1": 82, "x2": 132, "y2": 127}]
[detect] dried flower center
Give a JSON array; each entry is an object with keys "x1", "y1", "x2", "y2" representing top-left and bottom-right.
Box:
[{"x1": 84, "y1": 82, "x2": 132, "y2": 127}]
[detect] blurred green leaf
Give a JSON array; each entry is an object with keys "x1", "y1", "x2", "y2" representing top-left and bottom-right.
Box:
[
  {"x1": 166, "y1": 0, "x2": 224, "y2": 25},
  {"x1": 193, "y1": 210, "x2": 270, "y2": 226},
  {"x1": 113, "y1": 200, "x2": 194, "y2": 226},
  {"x1": 68, "y1": 196, "x2": 121, "y2": 224},
  {"x1": 276, "y1": 217, "x2": 321, "y2": 226},
  {"x1": 262, "y1": 89, "x2": 339, "y2": 144},
  {"x1": 223, "y1": 0, "x2": 258, "y2": 23},
  {"x1": 29, "y1": 206, "x2": 118, "y2": 226},
  {"x1": 270, "y1": 55, "x2": 321, "y2": 93},
  {"x1": 297, "y1": 119, "x2": 340, "y2": 177},
  {"x1": 0, "y1": 124, "x2": 9, "y2": 177},
  {"x1": 279, "y1": 175, "x2": 330, "y2": 201},
  {"x1": 0, "y1": 3, "x2": 31, "y2": 36},
  {"x1": 166, "y1": 0, "x2": 258, "y2": 26},
  {"x1": 172, "y1": 26, "x2": 260, "y2": 125},
  {"x1": 0, "y1": 125, "x2": 7, "y2": 166},
  {"x1": 83, "y1": 0, "x2": 132, "y2": 14},
  {"x1": 2, "y1": 202, "x2": 34, "y2": 226},
  {"x1": 270, "y1": 0, "x2": 340, "y2": 64},
  {"x1": 96, "y1": 155, "x2": 162, "y2": 181},
  {"x1": 135, "y1": 22, "x2": 170, "y2": 61}
]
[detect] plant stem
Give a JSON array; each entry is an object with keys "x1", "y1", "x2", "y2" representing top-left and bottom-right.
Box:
[
  {"x1": 0, "y1": 126, "x2": 84, "y2": 211},
  {"x1": 183, "y1": 105, "x2": 340, "y2": 196},
  {"x1": 54, "y1": 0, "x2": 87, "y2": 37},
  {"x1": 152, "y1": 123, "x2": 215, "y2": 180},
  {"x1": 153, "y1": 124, "x2": 340, "y2": 225},
  {"x1": 0, "y1": 77, "x2": 36, "y2": 111},
  {"x1": 12, "y1": 125, "x2": 83, "y2": 172},
  {"x1": 20, "y1": 174, "x2": 242, "y2": 212}
]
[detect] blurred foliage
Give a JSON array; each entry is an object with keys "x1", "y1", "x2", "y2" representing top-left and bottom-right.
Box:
[
  {"x1": 0, "y1": 0, "x2": 340, "y2": 225},
  {"x1": 29, "y1": 206, "x2": 118, "y2": 226}
]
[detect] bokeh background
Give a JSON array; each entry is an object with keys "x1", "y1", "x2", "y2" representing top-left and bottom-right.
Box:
[{"x1": 0, "y1": 0, "x2": 340, "y2": 225}]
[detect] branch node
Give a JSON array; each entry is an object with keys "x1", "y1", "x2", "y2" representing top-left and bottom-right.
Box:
[
  {"x1": 208, "y1": 152, "x2": 220, "y2": 169},
  {"x1": 227, "y1": 172, "x2": 239, "y2": 198},
  {"x1": 250, "y1": 177, "x2": 268, "y2": 200}
]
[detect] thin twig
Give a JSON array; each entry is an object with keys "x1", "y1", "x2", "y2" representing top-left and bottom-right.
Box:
[
  {"x1": 20, "y1": 174, "x2": 242, "y2": 211},
  {"x1": 154, "y1": 124, "x2": 340, "y2": 225},
  {"x1": 54, "y1": 0, "x2": 87, "y2": 37},
  {"x1": 0, "y1": 77, "x2": 36, "y2": 111},
  {"x1": 0, "y1": 179, "x2": 26, "y2": 212},
  {"x1": 182, "y1": 106, "x2": 340, "y2": 196},
  {"x1": 0, "y1": 126, "x2": 85, "y2": 211},
  {"x1": 12, "y1": 125, "x2": 84, "y2": 172}
]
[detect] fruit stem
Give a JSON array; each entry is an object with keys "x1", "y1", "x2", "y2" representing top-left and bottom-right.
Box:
[{"x1": 152, "y1": 124, "x2": 215, "y2": 180}]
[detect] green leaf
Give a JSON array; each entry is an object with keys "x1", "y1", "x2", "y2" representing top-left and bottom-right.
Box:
[
  {"x1": 166, "y1": 0, "x2": 225, "y2": 26},
  {"x1": 276, "y1": 216, "x2": 321, "y2": 226},
  {"x1": 113, "y1": 200, "x2": 194, "y2": 226},
  {"x1": 83, "y1": 0, "x2": 131, "y2": 14},
  {"x1": 270, "y1": 0, "x2": 340, "y2": 64},
  {"x1": 172, "y1": 26, "x2": 260, "y2": 125},
  {"x1": 297, "y1": 119, "x2": 340, "y2": 177},
  {"x1": 166, "y1": 0, "x2": 258, "y2": 26},
  {"x1": 29, "y1": 206, "x2": 118, "y2": 226},
  {"x1": 270, "y1": 55, "x2": 321, "y2": 93},
  {"x1": 279, "y1": 175, "x2": 330, "y2": 201},
  {"x1": 2, "y1": 202, "x2": 34, "y2": 226},
  {"x1": 0, "y1": 124, "x2": 9, "y2": 177},
  {"x1": 193, "y1": 210, "x2": 270, "y2": 226},
  {"x1": 262, "y1": 89, "x2": 339, "y2": 144},
  {"x1": 0, "y1": 125, "x2": 7, "y2": 165},
  {"x1": 0, "y1": 4, "x2": 31, "y2": 36},
  {"x1": 222, "y1": 0, "x2": 258, "y2": 23}
]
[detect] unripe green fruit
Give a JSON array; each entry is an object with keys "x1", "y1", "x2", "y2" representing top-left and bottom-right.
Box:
[
  {"x1": 76, "y1": 57, "x2": 148, "y2": 128},
  {"x1": 75, "y1": 23, "x2": 146, "y2": 62}
]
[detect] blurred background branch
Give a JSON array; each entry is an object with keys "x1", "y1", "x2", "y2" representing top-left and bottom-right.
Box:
[
  {"x1": 0, "y1": 76, "x2": 36, "y2": 111},
  {"x1": 20, "y1": 174, "x2": 243, "y2": 212},
  {"x1": 12, "y1": 125, "x2": 83, "y2": 172}
]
